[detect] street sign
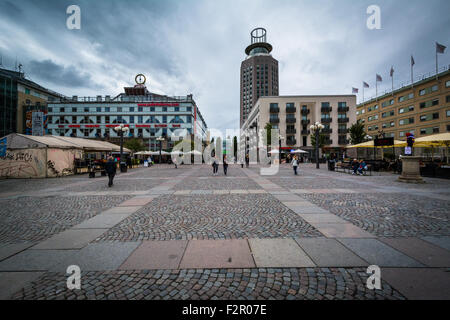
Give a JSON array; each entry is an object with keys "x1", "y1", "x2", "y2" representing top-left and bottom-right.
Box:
[
  {"x1": 374, "y1": 137, "x2": 394, "y2": 146},
  {"x1": 405, "y1": 146, "x2": 412, "y2": 155}
]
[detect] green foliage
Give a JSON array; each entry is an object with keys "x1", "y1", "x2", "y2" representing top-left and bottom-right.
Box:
[
  {"x1": 262, "y1": 122, "x2": 272, "y2": 147},
  {"x1": 310, "y1": 132, "x2": 326, "y2": 151},
  {"x1": 349, "y1": 120, "x2": 367, "y2": 145},
  {"x1": 124, "y1": 138, "x2": 146, "y2": 152}
]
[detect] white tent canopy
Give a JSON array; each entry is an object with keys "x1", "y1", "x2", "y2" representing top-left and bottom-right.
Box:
[{"x1": 291, "y1": 149, "x2": 308, "y2": 154}]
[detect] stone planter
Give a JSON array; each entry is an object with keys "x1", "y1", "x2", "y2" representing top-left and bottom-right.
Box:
[{"x1": 398, "y1": 156, "x2": 425, "y2": 183}]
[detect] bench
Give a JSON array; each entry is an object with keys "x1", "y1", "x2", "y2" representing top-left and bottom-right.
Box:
[{"x1": 335, "y1": 162, "x2": 372, "y2": 176}]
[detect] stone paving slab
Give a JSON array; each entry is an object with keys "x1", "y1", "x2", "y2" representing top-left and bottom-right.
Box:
[
  {"x1": 273, "y1": 194, "x2": 304, "y2": 201},
  {"x1": 118, "y1": 197, "x2": 154, "y2": 206},
  {"x1": 379, "y1": 237, "x2": 450, "y2": 267},
  {"x1": 72, "y1": 213, "x2": 131, "y2": 229},
  {"x1": 174, "y1": 190, "x2": 191, "y2": 195},
  {"x1": 338, "y1": 239, "x2": 424, "y2": 267},
  {"x1": 247, "y1": 190, "x2": 267, "y2": 194},
  {"x1": 0, "y1": 243, "x2": 36, "y2": 262},
  {"x1": 229, "y1": 190, "x2": 248, "y2": 194},
  {"x1": 32, "y1": 229, "x2": 108, "y2": 250},
  {"x1": 282, "y1": 201, "x2": 321, "y2": 208},
  {"x1": 287, "y1": 206, "x2": 330, "y2": 214},
  {"x1": 0, "y1": 249, "x2": 78, "y2": 271},
  {"x1": 51, "y1": 242, "x2": 141, "y2": 272},
  {"x1": 148, "y1": 190, "x2": 174, "y2": 195},
  {"x1": 249, "y1": 238, "x2": 315, "y2": 268},
  {"x1": 334, "y1": 189, "x2": 358, "y2": 193},
  {"x1": 120, "y1": 240, "x2": 188, "y2": 270},
  {"x1": 0, "y1": 271, "x2": 45, "y2": 299},
  {"x1": 298, "y1": 214, "x2": 348, "y2": 224},
  {"x1": 313, "y1": 223, "x2": 376, "y2": 238},
  {"x1": 213, "y1": 190, "x2": 229, "y2": 194},
  {"x1": 295, "y1": 238, "x2": 368, "y2": 267},
  {"x1": 421, "y1": 236, "x2": 450, "y2": 251},
  {"x1": 179, "y1": 240, "x2": 255, "y2": 269},
  {"x1": 382, "y1": 268, "x2": 450, "y2": 300},
  {"x1": 101, "y1": 206, "x2": 141, "y2": 215}
]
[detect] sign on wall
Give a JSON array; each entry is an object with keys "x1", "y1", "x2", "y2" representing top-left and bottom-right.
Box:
[
  {"x1": 32, "y1": 112, "x2": 44, "y2": 136},
  {"x1": 0, "y1": 137, "x2": 7, "y2": 157}
]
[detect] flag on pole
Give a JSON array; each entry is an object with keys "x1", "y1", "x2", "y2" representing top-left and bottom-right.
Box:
[
  {"x1": 411, "y1": 55, "x2": 415, "y2": 66},
  {"x1": 436, "y1": 42, "x2": 446, "y2": 54},
  {"x1": 390, "y1": 66, "x2": 394, "y2": 77},
  {"x1": 376, "y1": 74, "x2": 382, "y2": 82},
  {"x1": 363, "y1": 82, "x2": 369, "y2": 88},
  {"x1": 352, "y1": 87, "x2": 359, "y2": 94}
]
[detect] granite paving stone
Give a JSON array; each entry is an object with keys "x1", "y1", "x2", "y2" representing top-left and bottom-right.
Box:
[
  {"x1": 0, "y1": 272, "x2": 45, "y2": 299},
  {"x1": 338, "y1": 239, "x2": 424, "y2": 267},
  {"x1": 32, "y1": 229, "x2": 108, "y2": 250},
  {"x1": 312, "y1": 223, "x2": 376, "y2": 238},
  {"x1": 295, "y1": 238, "x2": 368, "y2": 267},
  {"x1": 0, "y1": 249, "x2": 78, "y2": 271},
  {"x1": 73, "y1": 214, "x2": 132, "y2": 229},
  {"x1": 249, "y1": 238, "x2": 315, "y2": 268},
  {"x1": 420, "y1": 236, "x2": 450, "y2": 251},
  {"x1": 120, "y1": 240, "x2": 188, "y2": 270},
  {"x1": 0, "y1": 243, "x2": 36, "y2": 262}
]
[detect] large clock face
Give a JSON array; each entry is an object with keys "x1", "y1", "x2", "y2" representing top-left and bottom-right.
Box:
[{"x1": 135, "y1": 74, "x2": 146, "y2": 85}]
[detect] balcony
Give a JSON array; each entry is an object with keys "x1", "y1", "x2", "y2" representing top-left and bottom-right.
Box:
[
  {"x1": 338, "y1": 117, "x2": 349, "y2": 123},
  {"x1": 269, "y1": 117, "x2": 280, "y2": 124},
  {"x1": 338, "y1": 128, "x2": 348, "y2": 134},
  {"x1": 286, "y1": 139, "x2": 297, "y2": 145},
  {"x1": 321, "y1": 106, "x2": 332, "y2": 112},
  {"x1": 301, "y1": 129, "x2": 310, "y2": 135},
  {"x1": 324, "y1": 139, "x2": 333, "y2": 145},
  {"x1": 338, "y1": 106, "x2": 349, "y2": 112},
  {"x1": 321, "y1": 118, "x2": 332, "y2": 123},
  {"x1": 301, "y1": 119, "x2": 310, "y2": 125},
  {"x1": 286, "y1": 128, "x2": 297, "y2": 134},
  {"x1": 286, "y1": 117, "x2": 296, "y2": 123},
  {"x1": 301, "y1": 109, "x2": 310, "y2": 115},
  {"x1": 270, "y1": 106, "x2": 280, "y2": 113},
  {"x1": 322, "y1": 128, "x2": 332, "y2": 134},
  {"x1": 286, "y1": 106, "x2": 296, "y2": 113}
]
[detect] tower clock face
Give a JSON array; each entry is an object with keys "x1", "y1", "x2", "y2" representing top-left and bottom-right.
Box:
[{"x1": 135, "y1": 74, "x2": 146, "y2": 85}]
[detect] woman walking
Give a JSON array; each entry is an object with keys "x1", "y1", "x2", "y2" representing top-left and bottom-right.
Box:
[
  {"x1": 291, "y1": 155, "x2": 299, "y2": 175},
  {"x1": 212, "y1": 156, "x2": 219, "y2": 176}
]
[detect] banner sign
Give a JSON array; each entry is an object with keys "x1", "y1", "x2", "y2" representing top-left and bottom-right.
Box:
[
  {"x1": 374, "y1": 137, "x2": 394, "y2": 147},
  {"x1": 0, "y1": 137, "x2": 7, "y2": 157},
  {"x1": 32, "y1": 112, "x2": 44, "y2": 136}
]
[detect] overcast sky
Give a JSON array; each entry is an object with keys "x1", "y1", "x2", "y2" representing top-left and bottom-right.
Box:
[{"x1": 0, "y1": 0, "x2": 449, "y2": 132}]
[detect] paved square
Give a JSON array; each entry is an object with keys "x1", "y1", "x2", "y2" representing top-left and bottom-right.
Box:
[
  {"x1": 0, "y1": 164, "x2": 448, "y2": 300},
  {"x1": 179, "y1": 239, "x2": 255, "y2": 269}
]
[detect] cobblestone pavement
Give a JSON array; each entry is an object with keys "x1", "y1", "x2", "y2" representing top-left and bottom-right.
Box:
[
  {"x1": 0, "y1": 195, "x2": 132, "y2": 243},
  {"x1": 95, "y1": 194, "x2": 321, "y2": 241},
  {"x1": 300, "y1": 193, "x2": 450, "y2": 237},
  {"x1": 1, "y1": 163, "x2": 449, "y2": 300},
  {"x1": 11, "y1": 268, "x2": 404, "y2": 300}
]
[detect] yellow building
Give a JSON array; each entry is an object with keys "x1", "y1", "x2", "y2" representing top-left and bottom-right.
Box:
[{"x1": 356, "y1": 69, "x2": 450, "y2": 140}]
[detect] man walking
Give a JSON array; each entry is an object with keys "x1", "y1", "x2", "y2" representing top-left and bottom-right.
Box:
[
  {"x1": 223, "y1": 155, "x2": 229, "y2": 176},
  {"x1": 105, "y1": 156, "x2": 117, "y2": 187},
  {"x1": 212, "y1": 156, "x2": 219, "y2": 176}
]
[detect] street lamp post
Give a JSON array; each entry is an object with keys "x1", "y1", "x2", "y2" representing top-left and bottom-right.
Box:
[
  {"x1": 156, "y1": 135, "x2": 165, "y2": 164},
  {"x1": 278, "y1": 132, "x2": 284, "y2": 163},
  {"x1": 114, "y1": 124, "x2": 129, "y2": 172},
  {"x1": 310, "y1": 122, "x2": 324, "y2": 169}
]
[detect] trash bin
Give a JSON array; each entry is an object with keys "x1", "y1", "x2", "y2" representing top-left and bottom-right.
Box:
[
  {"x1": 120, "y1": 162, "x2": 128, "y2": 172},
  {"x1": 328, "y1": 160, "x2": 335, "y2": 171}
]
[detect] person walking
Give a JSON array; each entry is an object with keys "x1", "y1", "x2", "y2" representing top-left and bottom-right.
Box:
[
  {"x1": 245, "y1": 154, "x2": 249, "y2": 168},
  {"x1": 105, "y1": 156, "x2": 117, "y2": 187},
  {"x1": 212, "y1": 156, "x2": 219, "y2": 176},
  {"x1": 173, "y1": 157, "x2": 178, "y2": 169},
  {"x1": 291, "y1": 155, "x2": 299, "y2": 175},
  {"x1": 223, "y1": 155, "x2": 229, "y2": 176}
]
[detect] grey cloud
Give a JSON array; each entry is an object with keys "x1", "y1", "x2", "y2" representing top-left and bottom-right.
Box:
[{"x1": 27, "y1": 59, "x2": 103, "y2": 89}]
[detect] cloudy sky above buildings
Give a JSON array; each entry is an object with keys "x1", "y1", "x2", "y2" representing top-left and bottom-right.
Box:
[{"x1": 0, "y1": 0, "x2": 449, "y2": 132}]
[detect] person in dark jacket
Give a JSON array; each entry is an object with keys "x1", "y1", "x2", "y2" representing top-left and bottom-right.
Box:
[
  {"x1": 223, "y1": 155, "x2": 229, "y2": 175},
  {"x1": 105, "y1": 156, "x2": 117, "y2": 187}
]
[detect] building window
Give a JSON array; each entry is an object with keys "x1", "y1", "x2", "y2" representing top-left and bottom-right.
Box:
[
  {"x1": 399, "y1": 117, "x2": 414, "y2": 125},
  {"x1": 60, "y1": 107, "x2": 65, "y2": 112},
  {"x1": 138, "y1": 116, "x2": 143, "y2": 123},
  {"x1": 446, "y1": 80, "x2": 450, "y2": 88},
  {"x1": 96, "y1": 107, "x2": 101, "y2": 112},
  {"x1": 129, "y1": 107, "x2": 134, "y2": 112},
  {"x1": 105, "y1": 107, "x2": 110, "y2": 112},
  {"x1": 117, "y1": 107, "x2": 122, "y2": 112},
  {"x1": 105, "y1": 116, "x2": 110, "y2": 124},
  {"x1": 130, "y1": 116, "x2": 134, "y2": 124},
  {"x1": 138, "y1": 106, "x2": 143, "y2": 112},
  {"x1": 72, "y1": 107, "x2": 77, "y2": 112}
]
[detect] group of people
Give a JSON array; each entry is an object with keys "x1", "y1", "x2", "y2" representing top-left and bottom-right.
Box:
[
  {"x1": 351, "y1": 159, "x2": 368, "y2": 175},
  {"x1": 212, "y1": 155, "x2": 229, "y2": 176}
]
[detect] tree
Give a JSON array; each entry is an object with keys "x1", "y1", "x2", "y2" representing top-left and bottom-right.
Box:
[
  {"x1": 262, "y1": 122, "x2": 272, "y2": 148},
  {"x1": 124, "y1": 138, "x2": 146, "y2": 152},
  {"x1": 349, "y1": 120, "x2": 367, "y2": 145},
  {"x1": 310, "y1": 132, "x2": 326, "y2": 152}
]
